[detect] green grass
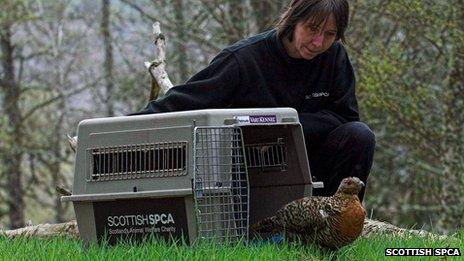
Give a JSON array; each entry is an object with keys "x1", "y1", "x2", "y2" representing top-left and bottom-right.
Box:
[{"x1": 0, "y1": 232, "x2": 463, "y2": 261}]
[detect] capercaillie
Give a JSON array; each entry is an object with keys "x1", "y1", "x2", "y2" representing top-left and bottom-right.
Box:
[{"x1": 251, "y1": 177, "x2": 366, "y2": 249}]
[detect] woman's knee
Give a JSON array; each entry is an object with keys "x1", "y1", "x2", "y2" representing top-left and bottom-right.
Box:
[
  {"x1": 347, "y1": 122, "x2": 375, "y2": 145},
  {"x1": 332, "y1": 121, "x2": 376, "y2": 149}
]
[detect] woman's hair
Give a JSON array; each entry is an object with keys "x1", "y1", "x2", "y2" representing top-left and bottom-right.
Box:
[{"x1": 276, "y1": 0, "x2": 349, "y2": 43}]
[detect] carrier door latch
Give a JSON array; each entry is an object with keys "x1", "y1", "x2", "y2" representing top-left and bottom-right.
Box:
[
  {"x1": 223, "y1": 118, "x2": 238, "y2": 125},
  {"x1": 312, "y1": 182, "x2": 324, "y2": 189}
]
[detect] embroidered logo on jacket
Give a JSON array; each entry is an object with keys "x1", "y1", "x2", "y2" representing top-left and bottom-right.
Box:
[{"x1": 305, "y1": 92, "x2": 329, "y2": 100}]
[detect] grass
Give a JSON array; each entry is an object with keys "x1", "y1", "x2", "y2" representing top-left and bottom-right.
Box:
[{"x1": 0, "y1": 232, "x2": 463, "y2": 261}]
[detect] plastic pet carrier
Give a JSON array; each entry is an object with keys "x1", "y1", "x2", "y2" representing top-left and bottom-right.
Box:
[{"x1": 62, "y1": 108, "x2": 322, "y2": 245}]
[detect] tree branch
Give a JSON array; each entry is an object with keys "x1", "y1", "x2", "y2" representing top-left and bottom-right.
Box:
[
  {"x1": 145, "y1": 22, "x2": 173, "y2": 97},
  {"x1": 119, "y1": 0, "x2": 221, "y2": 52},
  {"x1": 22, "y1": 77, "x2": 102, "y2": 121}
]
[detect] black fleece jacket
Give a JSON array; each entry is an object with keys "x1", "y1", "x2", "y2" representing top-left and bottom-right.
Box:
[{"x1": 132, "y1": 30, "x2": 359, "y2": 143}]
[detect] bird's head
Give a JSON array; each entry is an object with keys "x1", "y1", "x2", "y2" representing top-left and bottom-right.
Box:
[{"x1": 336, "y1": 177, "x2": 365, "y2": 195}]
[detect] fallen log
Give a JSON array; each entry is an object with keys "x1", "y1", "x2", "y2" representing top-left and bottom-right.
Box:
[
  {"x1": 1, "y1": 220, "x2": 79, "y2": 239},
  {"x1": 0, "y1": 218, "x2": 454, "y2": 241},
  {"x1": 362, "y1": 219, "x2": 452, "y2": 241}
]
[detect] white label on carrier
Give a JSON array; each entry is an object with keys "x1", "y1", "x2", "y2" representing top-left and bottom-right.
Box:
[
  {"x1": 234, "y1": 116, "x2": 251, "y2": 124},
  {"x1": 234, "y1": 115, "x2": 277, "y2": 124}
]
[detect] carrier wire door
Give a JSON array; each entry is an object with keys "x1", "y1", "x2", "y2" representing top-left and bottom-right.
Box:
[{"x1": 193, "y1": 127, "x2": 250, "y2": 243}]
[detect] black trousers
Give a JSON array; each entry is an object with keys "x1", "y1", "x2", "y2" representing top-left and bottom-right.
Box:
[{"x1": 305, "y1": 121, "x2": 375, "y2": 202}]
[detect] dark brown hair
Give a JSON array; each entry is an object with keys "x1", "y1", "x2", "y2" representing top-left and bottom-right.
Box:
[{"x1": 276, "y1": 0, "x2": 349, "y2": 43}]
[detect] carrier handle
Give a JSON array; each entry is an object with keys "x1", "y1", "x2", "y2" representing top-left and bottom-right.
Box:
[{"x1": 61, "y1": 188, "x2": 192, "y2": 202}]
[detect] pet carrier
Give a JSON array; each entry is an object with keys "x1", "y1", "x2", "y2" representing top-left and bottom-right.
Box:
[{"x1": 62, "y1": 108, "x2": 322, "y2": 245}]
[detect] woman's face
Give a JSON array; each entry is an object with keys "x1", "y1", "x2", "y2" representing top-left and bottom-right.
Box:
[{"x1": 287, "y1": 13, "x2": 338, "y2": 60}]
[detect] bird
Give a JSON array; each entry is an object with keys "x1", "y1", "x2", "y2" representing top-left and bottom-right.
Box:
[{"x1": 251, "y1": 177, "x2": 366, "y2": 249}]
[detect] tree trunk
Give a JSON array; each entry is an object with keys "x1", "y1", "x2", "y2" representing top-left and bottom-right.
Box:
[
  {"x1": 228, "y1": 0, "x2": 247, "y2": 43},
  {"x1": 438, "y1": 2, "x2": 464, "y2": 232},
  {"x1": 0, "y1": 22, "x2": 25, "y2": 229},
  {"x1": 101, "y1": 0, "x2": 114, "y2": 116},
  {"x1": 250, "y1": 0, "x2": 275, "y2": 33},
  {"x1": 46, "y1": 19, "x2": 68, "y2": 223},
  {"x1": 172, "y1": 0, "x2": 189, "y2": 83},
  {"x1": 439, "y1": 136, "x2": 464, "y2": 232},
  {"x1": 51, "y1": 101, "x2": 66, "y2": 223}
]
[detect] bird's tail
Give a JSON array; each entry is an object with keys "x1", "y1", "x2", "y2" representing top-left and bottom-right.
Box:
[{"x1": 250, "y1": 216, "x2": 280, "y2": 233}]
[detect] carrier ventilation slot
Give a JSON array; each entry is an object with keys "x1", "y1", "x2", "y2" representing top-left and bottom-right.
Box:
[
  {"x1": 88, "y1": 142, "x2": 187, "y2": 181},
  {"x1": 244, "y1": 138, "x2": 287, "y2": 171}
]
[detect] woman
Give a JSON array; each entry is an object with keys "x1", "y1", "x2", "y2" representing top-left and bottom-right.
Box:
[{"x1": 132, "y1": 0, "x2": 375, "y2": 201}]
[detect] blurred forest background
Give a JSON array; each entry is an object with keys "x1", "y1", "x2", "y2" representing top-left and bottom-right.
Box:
[{"x1": 0, "y1": 0, "x2": 463, "y2": 233}]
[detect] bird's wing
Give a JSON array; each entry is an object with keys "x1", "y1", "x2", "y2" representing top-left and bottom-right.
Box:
[
  {"x1": 251, "y1": 198, "x2": 317, "y2": 233},
  {"x1": 275, "y1": 196, "x2": 342, "y2": 233}
]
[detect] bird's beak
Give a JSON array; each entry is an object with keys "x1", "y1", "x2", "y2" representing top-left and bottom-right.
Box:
[{"x1": 360, "y1": 181, "x2": 365, "y2": 187}]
